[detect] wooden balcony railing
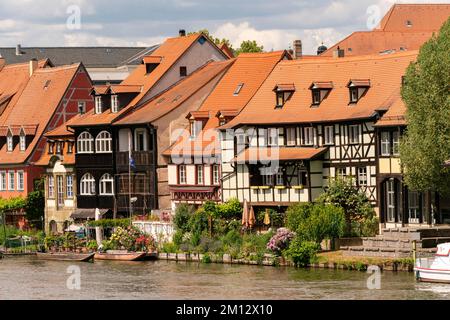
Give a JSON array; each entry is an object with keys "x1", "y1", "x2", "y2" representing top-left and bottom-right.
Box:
[{"x1": 116, "y1": 151, "x2": 154, "y2": 167}]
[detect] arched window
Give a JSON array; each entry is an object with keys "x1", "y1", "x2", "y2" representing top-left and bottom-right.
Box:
[
  {"x1": 80, "y1": 173, "x2": 95, "y2": 195},
  {"x1": 6, "y1": 131, "x2": 13, "y2": 152},
  {"x1": 49, "y1": 220, "x2": 57, "y2": 235},
  {"x1": 77, "y1": 131, "x2": 94, "y2": 153},
  {"x1": 99, "y1": 173, "x2": 114, "y2": 195},
  {"x1": 19, "y1": 131, "x2": 26, "y2": 151},
  {"x1": 96, "y1": 131, "x2": 112, "y2": 153}
]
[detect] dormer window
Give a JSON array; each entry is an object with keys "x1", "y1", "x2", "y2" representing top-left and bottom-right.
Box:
[
  {"x1": 234, "y1": 83, "x2": 244, "y2": 96},
  {"x1": 19, "y1": 132, "x2": 26, "y2": 151},
  {"x1": 309, "y1": 82, "x2": 333, "y2": 106},
  {"x1": 111, "y1": 95, "x2": 119, "y2": 113},
  {"x1": 95, "y1": 96, "x2": 102, "y2": 114},
  {"x1": 273, "y1": 84, "x2": 295, "y2": 108},
  {"x1": 143, "y1": 56, "x2": 162, "y2": 74},
  {"x1": 6, "y1": 132, "x2": 13, "y2": 152},
  {"x1": 180, "y1": 66, "x2": 187, "y2": 77},
  {"x1": 347, "y1": 79, "x2": 370, "y2": 104},
  {"x1": 190, "y1": 120, "x2": 202, "y2": 138}
]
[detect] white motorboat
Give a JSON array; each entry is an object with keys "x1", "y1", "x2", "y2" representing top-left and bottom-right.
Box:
[{"x1": 415, "y1": 243, "x2": 450, "y2": 283}]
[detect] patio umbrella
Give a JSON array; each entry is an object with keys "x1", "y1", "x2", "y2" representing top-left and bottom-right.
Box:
[
  {"x1": 263, "y1": 209, "x2": 271, "y2": 226},
  {"x1": 248, "y1": 205, "x2": 256, "y2": 229},
  {"x1": 242, "y1": 199, "x2": 249, "y2": 227}
]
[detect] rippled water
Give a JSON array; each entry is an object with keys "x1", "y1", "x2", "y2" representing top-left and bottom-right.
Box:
[{"x1": 0, "y1": 256, "x2": 449, "y2": 300}]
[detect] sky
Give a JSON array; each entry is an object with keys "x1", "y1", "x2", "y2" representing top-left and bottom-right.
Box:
[{"x1": 0, "y1": 0, "x2": 448, "y2": 54}]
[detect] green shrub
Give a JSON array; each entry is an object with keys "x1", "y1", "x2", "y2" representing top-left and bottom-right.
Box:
[
  {"x1": 286, "y1": 203, "x2": 312, "y2": 231},
  {"x1": 197, "y1": 236, "x2": 222, "y2": 254},
  {"x1": 217, "y1": 198, "x2": 242, "y2": 219},
  {"x1": 173, "y1": 230, "x2": 184, "y2": 246},
  {"x1": 161, "y1": 242, "x2": 178, "y2": 253},
  {"x1": 257, "y1": 209, "x2": 284, "y2": 227},
  {"x1": 87, "y1": 219, "x2": 131, "y2": 228},
  {"x1": 190, "y1": 231, "x2": 202, "y2": 247},
  {"x1": 220, "y1": 229, "x2": 243, "y2": 247},
  {"x1": 174, "y1": 204, "x2": 195, "y2": 232},
  {"x1": 201, "y1": 253, "x2": 212, "y2": 264},
  {"x1": 188, "y1": 209, "x2": 209, "y2": 235},
  {"x1": 285, "y1": 238, "x2": 321, "y2": 267}
]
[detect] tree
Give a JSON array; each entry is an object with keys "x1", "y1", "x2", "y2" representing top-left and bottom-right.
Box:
[
  {"x1": 317, "y1": 177, "x2": 376, "y2": 236},
  {"x1": 399, "y1": 17, "x2": 450, "y2": 196},
  {"x1": 235, "y1": 40, "x2": 264, "y2": 55},
  {"x1": 25, "y1": 190, "x2": 44, "y2": 229}
]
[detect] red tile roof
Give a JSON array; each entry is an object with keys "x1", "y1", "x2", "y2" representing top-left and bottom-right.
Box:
[
  {"x1": 0, "y1": 63, "x2": 81, "y2": 164},
  {"x1": 374, "y1": 91, "x2": 406, "y2": 127},
  {"x1": 233, "y1": 147, "x2": 327, "y2": 163},
  {"x1": 222, "y1": 51, "x2": 418, "y2": 128}
]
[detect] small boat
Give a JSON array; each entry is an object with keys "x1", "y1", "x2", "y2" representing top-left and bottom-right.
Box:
[
  {"x1": 36, "y1": 252, "x2": 95, "y2": 262},
  {"x1": 94, "y1": 250, "x2": 146, "y2": 261},
  {"x1": 142, "y1": 252, "x2": 158, "y2": 261},
  {"x1": 415, "y1": 243, "x2": 450, "y2": 283}
]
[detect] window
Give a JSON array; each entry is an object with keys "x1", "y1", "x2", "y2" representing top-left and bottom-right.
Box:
[
  {"x1": 276, "y1": 169, "x2": 284, "y2": 186},
  {"x1": 381, "y1": 131, "x2": 391, "y2": 156},
  {"x1": 357, "y1": 167, "x2": 367, "y2": 186},
  {"x1": 336, "y1": 167, "x2": 346, "y2": 178},
  {"x1": 392, "y1": 131, "x2": 400, "y2": 156},
  {"x1": 48, "y1": 175, "x2": 54, "y2": 198},
  {"x1": 57, "y1": 175, "x2": 64, "y2": 207},
  {"x1": 297, "y1": 170, "x2": 308, "y2": 186},
  {"x1": 135, "y1": 129, "x2": 147, "y2": 151},
  {"x1": 312, "y1": 90, "x2": 321, "y2": 105},
  {"x1": 56, "y1": 141, "x2": 62, "y2": 154},
  {"x1": 178, "y1": 165, "x2": 187, "y2": 184},
  {"x1": 6, "y1": 132, "x2": 13, "y2": 152},
  {"x1": 180, "y1": 66, "x2": 187, "y2": 77},
  {"x1": 267, "y1": 128, "x2": 279, "y2": 146},
  {"x1": 190, "y1": 120, "x2": 202, "y2": 138},
  {"x1": 212, "y1": 165, "x2": 220, "y2": 185},
  {"x1": 234, "y1": 83, "x2": 244, "y2": 96},
  {"x1": 95, "y1": 96, "x2": 102, "y2": 114},
  {"x1": 263, "y1": 173, "x2": 274, "y2": 186},
  {"x1": 303, "y1": 127, "x2": 314, "y2": 146},
  {"x1": 408, "y1": 191, "x2": 420, "y2": 222},
  {"x1": 387, "y1": 179, "x2": 396, "y2": 222},
  {"x1": 100, "y1": 173, "x2": 114, "y2": 195},
  {"x1": 349, "y1": 125, "x2": 360, "y2": 144},
  {"x1": 67, "y1": 142, "x2": 74, "y2": 154},
  {"x1": 66, "y1": 175, "x2": 74, "y2": 198},
  {"x1": 80, "y1": 173, "x2": 95, "y2": 195},
  {"x1": 17, "y1": 171, "x2": 24, "y2": 191},
  {"x1": 276, "y1": 92, "x2": 285, "y2": 108},
  {"x1": 286, "y1": 127, "x2": 296, "y2": 146},
  {"x1": 349, "y1": 88, "x2": 359, "y2": 103},
  {"x1": 8, "y1": 172, "x2": 14, "y2": 190},
  {"x1": 19, "y1": 133, "x2": 26, "y2": 151},
  {"x1": 78, "y1": 101, "x2": 86, "y2": 114},
  {"x1": 197, "y1": 165, "x2": 204, "y2": 185},
  {"x1": 111, "y1": 95, "x2": 119, "y2": 113},
  {"x1": 324, "y1": 126, "x2": 334, "y2": 145},
  {"x1": 0, "y1": 172, "x2": 6, "y2": 191},
  {"x1": 48, "y1": 142, "x2": 54, "y2": 154},
  {"x1": 96, "y1": 131, "x2": 112, "y2": 153},
  {"x1": 77, "y1": 131, "x2": 94, "y2": 153}
]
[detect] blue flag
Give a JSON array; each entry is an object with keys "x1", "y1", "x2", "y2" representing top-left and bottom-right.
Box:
[{"x1": 129, "y1": 156, "x2": 136, "y2": 169}]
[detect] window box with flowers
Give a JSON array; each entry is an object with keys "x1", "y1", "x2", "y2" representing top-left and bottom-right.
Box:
[{"x1": 292, "y1": 185, "x2": 304, "y2": 190}]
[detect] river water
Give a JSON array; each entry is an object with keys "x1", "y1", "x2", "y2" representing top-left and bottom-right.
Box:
[{"x1": 0, "y1": 256, "x2": 449, "y2": 300}]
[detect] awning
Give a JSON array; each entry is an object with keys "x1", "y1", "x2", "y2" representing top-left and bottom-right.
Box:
[
  {"x1": 232, "y1": 147, "x2": 327, "y2": 163},
  {"x1": 70, "y1": 209, "x2": 110, "y2": 220}
]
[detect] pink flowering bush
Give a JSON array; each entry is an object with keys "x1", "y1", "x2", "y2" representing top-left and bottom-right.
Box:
[{"x1": 266, "y1": 228, "x2": 295, "y2": 255}]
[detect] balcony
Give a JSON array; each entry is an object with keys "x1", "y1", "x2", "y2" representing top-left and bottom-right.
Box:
[{"x1": 116, "y1": 151, "x2": 154, "y2": 168}]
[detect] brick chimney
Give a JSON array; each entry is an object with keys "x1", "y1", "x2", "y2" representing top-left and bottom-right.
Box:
[
  {"x1": 179, "y1": 29, "x2": 186, "y2": 37},
  {"x1": 293, "y1": 40, "x2": 302, "y2": 59},
  {"x1": 333, "y1": 46, "x2": 345, "y2": 58},
  {"x1": 29, "y1": 58, "x2": 38, "y2": 77},
  {"x1": 16, "y1": 44, "x2": 22, "y2": 56}
]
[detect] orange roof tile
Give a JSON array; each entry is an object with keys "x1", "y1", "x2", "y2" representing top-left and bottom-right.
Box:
[
  {"x1": 44, "y1": 123, "x2": 74, "y2": 137},
  {"x1": 374, "y1": 91, "x2": 406, "y2": 127},
  {"x1": 222, "y1": 51, "x2": 418, "y2": 128},
  {"x1": 0, "y1": 63, "x2": 81, "y2": 164},
  {"x1": 233, "y1": 147, "x2": 327, "y2": 163},
  {"x1": 114, "y1": 60, "x2": 234, "y2": 126},
  {"x1": 187, "y1": 110, "x2": 210, "y2": 119},
  {"x1": 109, "y1": 84, "x2": 142, "y2": 94},
  {"x1": 34, "y1": 140, "x2": 75, "y2": 167},
  {"x1": 142, "y1": 56, "x2": 163, "y2": 64},
  {"x1": 220, "y1": 43, "x2": 235, "y2": 59}
]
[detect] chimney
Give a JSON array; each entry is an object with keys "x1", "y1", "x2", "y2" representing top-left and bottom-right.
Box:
[
  {"x1": 293, "y1": 40, "x2": 302, "y2": 59},
  {"x1": 29, "y1": 58, "x2": 38, "y2": 77},
  {"x1": 179, "y1": 29, "x2": 186, "y2": 37},
  {"x1": 16, "y1": 44, "x2": 22, "y2": 56},
  {"x1": 333, "y1": 46, "x2": 345, "y2": 58}
]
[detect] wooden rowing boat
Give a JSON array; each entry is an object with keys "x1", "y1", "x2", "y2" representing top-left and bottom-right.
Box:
[
  {"x1": 36, "y1": 252, "x2": 95, "y2": 262},
  {"x1": 94, "y1": 251, "x2": 146, "y2": 261}
]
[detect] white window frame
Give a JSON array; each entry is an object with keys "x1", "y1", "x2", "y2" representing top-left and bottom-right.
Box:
[
  {"x1": 95, "y1": 96, "x2": 102, "y2": 114},
  {"x1": 134, "y1": 129, "x2": 148, "y2": 152},
  {"x1": 17, "y1": 171, "x2": 24, "y2": 191},
  {"x1": 197, "y1": 165, "x2": 204, "y2": 185},
  {"x1": 349, "y1": 125, "x2": 360, "y2": 144},
  {"x1": 0, "y1": 171, "x2": 6, "y2": 191},
  {"x1": 6, "y1": 133, "x2": 13, "y2": 152},
  {"x1": 99, "y1": 173, "x2": 114, "y2": 196},
  {"x1": 8, "y1": 171, "x2": 15, "y2": 191},
  {"x1": 336, "y1": 167, "x2": 346, "y2": 178},
  {"x1": 324, "y1": 126, "x2": 334, "y2": 145},
  {"x1": 263, "y1": 173, "x2": 274, "y2": 186},
  {"x1": 392, "y1": 131, "x2": 400, "y2": 156},
  {"x1": 357, "y1": 167, "x2": 367, "y2": 187},
  {"x1": 350, "y1": 87, "x2": 359, "y2": 103},
  {"x1": 19, "y1": 132, "x2": 26, "y2": 151},
  {"x1": 267, "y1": 128, "x2": 279, "y2": 147},
  {"x1": 276, "y1": 169, "x2": 284, "y2": 186},
  {"x1": 303, "y1": 127, "x2": 314, "y2": 146},
  {"x1": 57, "y1": 175, "x2": 64, "y2": 207},
  {"x1": 381, "y1": 131, "x2": 391, "y2": 156},
  {"x1": 111, "y1": 95, "x2": 119, "y2": 113},
  {"x1": 234, "y1": 83, "x2": 244, "y2": 96},
  {"x1": 77, "y1": 131, "x2": 94, "y2": 154},
  {"x1": 66, "y1": 175, "x2": 74, "y2": 198},
  {"x1": 286, "y1": 127, "x2": 296, "y2": 146},
  {"x1": 95, "y1": 131, "x2": 112, "y2": 153},
  {"x1": 387, "y1": 180, "x2": 396, "y2": 222},
  {"x1": 212, "y1": 165, "x2": 220, "y2": 185},
  {"x1": 179, "y1": 165, "x2": 187, "y2": 185},
  {"x1": 312, "y1": 90, "x2": 321, "y2": 105},
  {"x1": 78, "y1": 101, "x2": 86, "y2": 114},
  {"x1": 80, "y1": 173, "x2": 96, "y2": 196},
  {"x1": 48, "y1": 175, "x2": 54, "y2": 198}
]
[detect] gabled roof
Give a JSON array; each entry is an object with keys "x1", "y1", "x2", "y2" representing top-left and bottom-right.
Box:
[
  {"x1": 113, "y1": 59, "x2": 234, "y2": 126},
  {"x1": 222, "y1": 51, "x2": 418, "y2": 128},
  {"x1": 0, "y1": 63, "x2": 82, "y2": 164},
  {"x1": 321, "y1": 4, "x2": 450, "y2": 57},
  {"x1": 374, "y1": 90, "x2": 406, "y2": 127},
  {"x1": 163, "y1": 51, "x2": 288, "y2": 158},
  {"x1": 0, "y1": 46, "x2": 158, "y2": 68}
]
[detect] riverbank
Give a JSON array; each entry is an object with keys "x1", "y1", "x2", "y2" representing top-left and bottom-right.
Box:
[{"x1": 157, "y1": 250, "x2": 415, "y2": 272}]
